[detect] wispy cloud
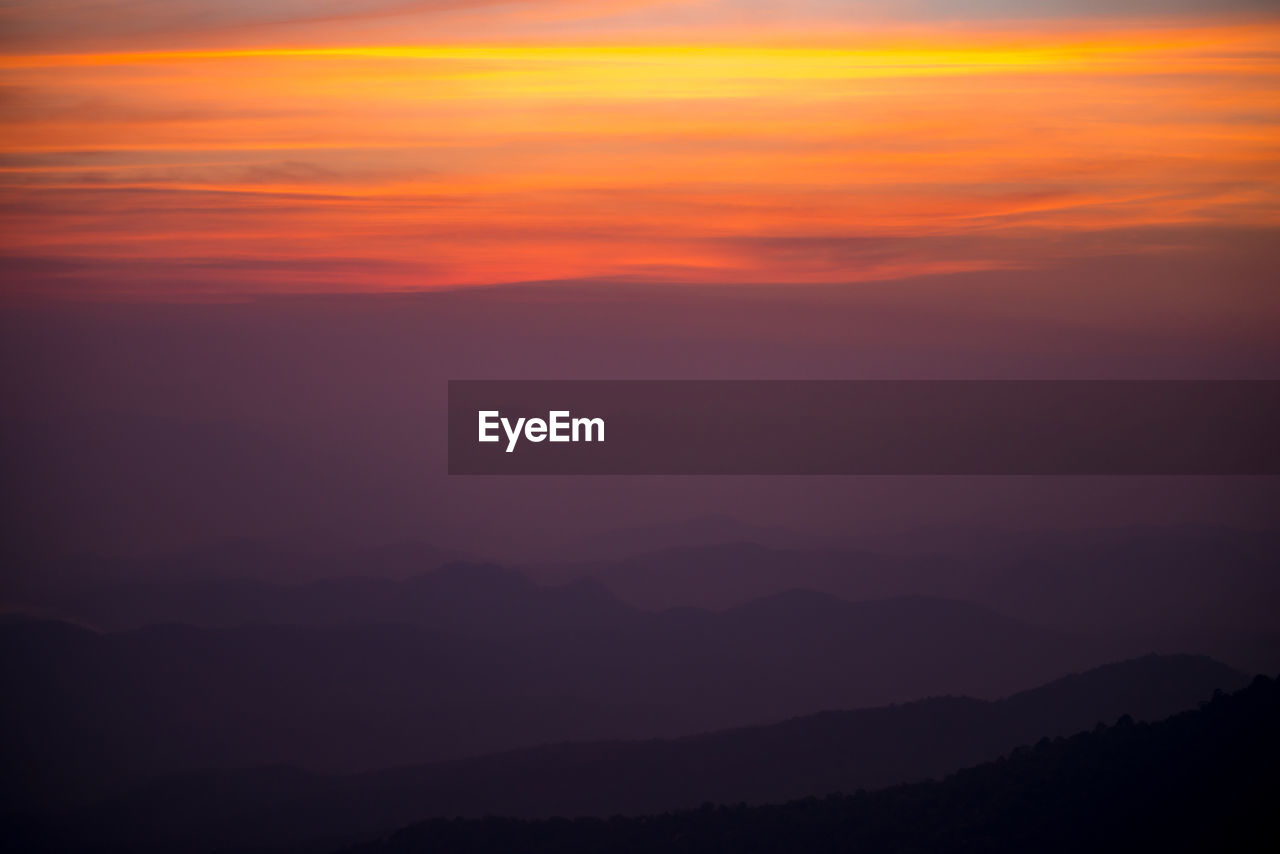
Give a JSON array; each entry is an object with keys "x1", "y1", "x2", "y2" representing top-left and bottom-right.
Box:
[{"x1": 1, "y1": 5, "x2": 1277, "y2": 298}]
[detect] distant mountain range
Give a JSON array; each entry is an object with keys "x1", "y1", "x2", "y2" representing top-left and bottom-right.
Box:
[
  {"x1": 4, "y1": 523, "x2": 1273, "y2": 853},
  {"x1": 3, "y1": 655, "x2": 1246, "y2": 854},
  {"x1": 11, "y1": 527, "x2": 1277, "y2": 675},
  {"x1": 554, "y1": 515, "x2": 818, "y2": 561},
  {"x1": 525, "y1": 541, "x2": 962, "y2": 610},
  {"x1": 525, "y1": 526, "x2": 1280, "y2": 670},
  {"x1": 17, "y1": 526, "x2": 1279, "y2": 669},
  {"x1": 3, "y1": 578, "x2": 1117, "y2": 810},
  {"x1": 529, "y1": 527, "x2": 1280, "y2": 631}
]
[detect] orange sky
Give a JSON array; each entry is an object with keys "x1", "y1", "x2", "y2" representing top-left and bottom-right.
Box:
[{"x1": 2, "y1": 2, "x2": 1278, "y2": 298}]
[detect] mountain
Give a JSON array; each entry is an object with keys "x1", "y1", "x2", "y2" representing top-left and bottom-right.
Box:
[
  {"x1": 15, "y1": 526, "x2": 1278, "y2": 667},
  {"x1": 524, "y1": 541, "x2": 963, "y2": 610},
  {"x1": 340, "y1": 671, "x2": 1280, "y2": 854},
  {"x1": 554, "y1": 516, "x2": 817, "y2": 562},
  {"x1": 0, "y1": 591, "x2": 1108, "y2": 811},
  {"x1": 524, "y1": 527, "x2": 1280, "y2": 671},
  {"x1": 8, "y1": 655, "x2": 1244, "y2": 853}
]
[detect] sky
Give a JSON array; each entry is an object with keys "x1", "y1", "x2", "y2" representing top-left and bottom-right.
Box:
[{"x1": 1, "y1": 0, "x2": 1278, "y2": 298}]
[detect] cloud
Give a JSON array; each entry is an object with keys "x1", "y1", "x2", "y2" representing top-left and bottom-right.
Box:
[
  {"x1": 0, "y1": 1, "x2": 540, "y2": 50},
  {"x1": 893, "y1": 0, "x2": 1279, "y2": 17},
  {"x1": 6, "y1": 1, "x2": 1276, "y2": 54}
]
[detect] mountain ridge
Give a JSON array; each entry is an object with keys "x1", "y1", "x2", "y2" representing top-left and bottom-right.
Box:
[{"x1": 5, "y1": 654, "x2": 1245, "y2": 853}]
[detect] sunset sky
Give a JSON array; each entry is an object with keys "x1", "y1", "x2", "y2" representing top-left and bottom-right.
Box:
[{"x1": 2, "y1": 0, "x2": 1278, "y2": 298}]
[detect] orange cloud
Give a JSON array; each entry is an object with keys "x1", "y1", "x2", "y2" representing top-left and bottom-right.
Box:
[{"x1": 1, "y1": 20, "x2": 1278, "y2": 297}]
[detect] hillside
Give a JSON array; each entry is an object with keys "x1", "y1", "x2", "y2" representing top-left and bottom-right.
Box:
[
  {"x1": 344, "y1": 672, "x2": 1280, "y2": 854},
  {"x1": 4, "y1": 655, "x2": 1243, "y2": 853}
]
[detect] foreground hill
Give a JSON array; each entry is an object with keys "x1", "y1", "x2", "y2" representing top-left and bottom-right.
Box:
[
  {"x1": 345, "y1": 672, "x2": 1279, "y2": 854},
  {"x1": 4, "y1": 655, "x2": 1244, "y2": 853}
]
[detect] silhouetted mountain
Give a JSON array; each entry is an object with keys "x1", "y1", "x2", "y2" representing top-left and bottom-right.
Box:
[
  {"x1": 526, "y1": 542, "x2": 962, "y2": 610},
  {"x1": 556, "y1": 516, "x2": 816, "y2": 562},
  {"x1": 8, "y1": 655, "x2": 1240, "y2": 853},
  {"x1": 14, "y1": 525, "x2": 1278, "y2": 677},
  {"x1": 525, "y1": 526, "x2": 1280, "y2": 670},
  {"x1": 28, "y1": 527, "x2": 1279, "y2": 673},
  {"x1": 0, "y1": 592, "x2": 1109, "y2": 811},
  {"x1": 338, "y1": 672, "x2": 1280, "y2": 854}
]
